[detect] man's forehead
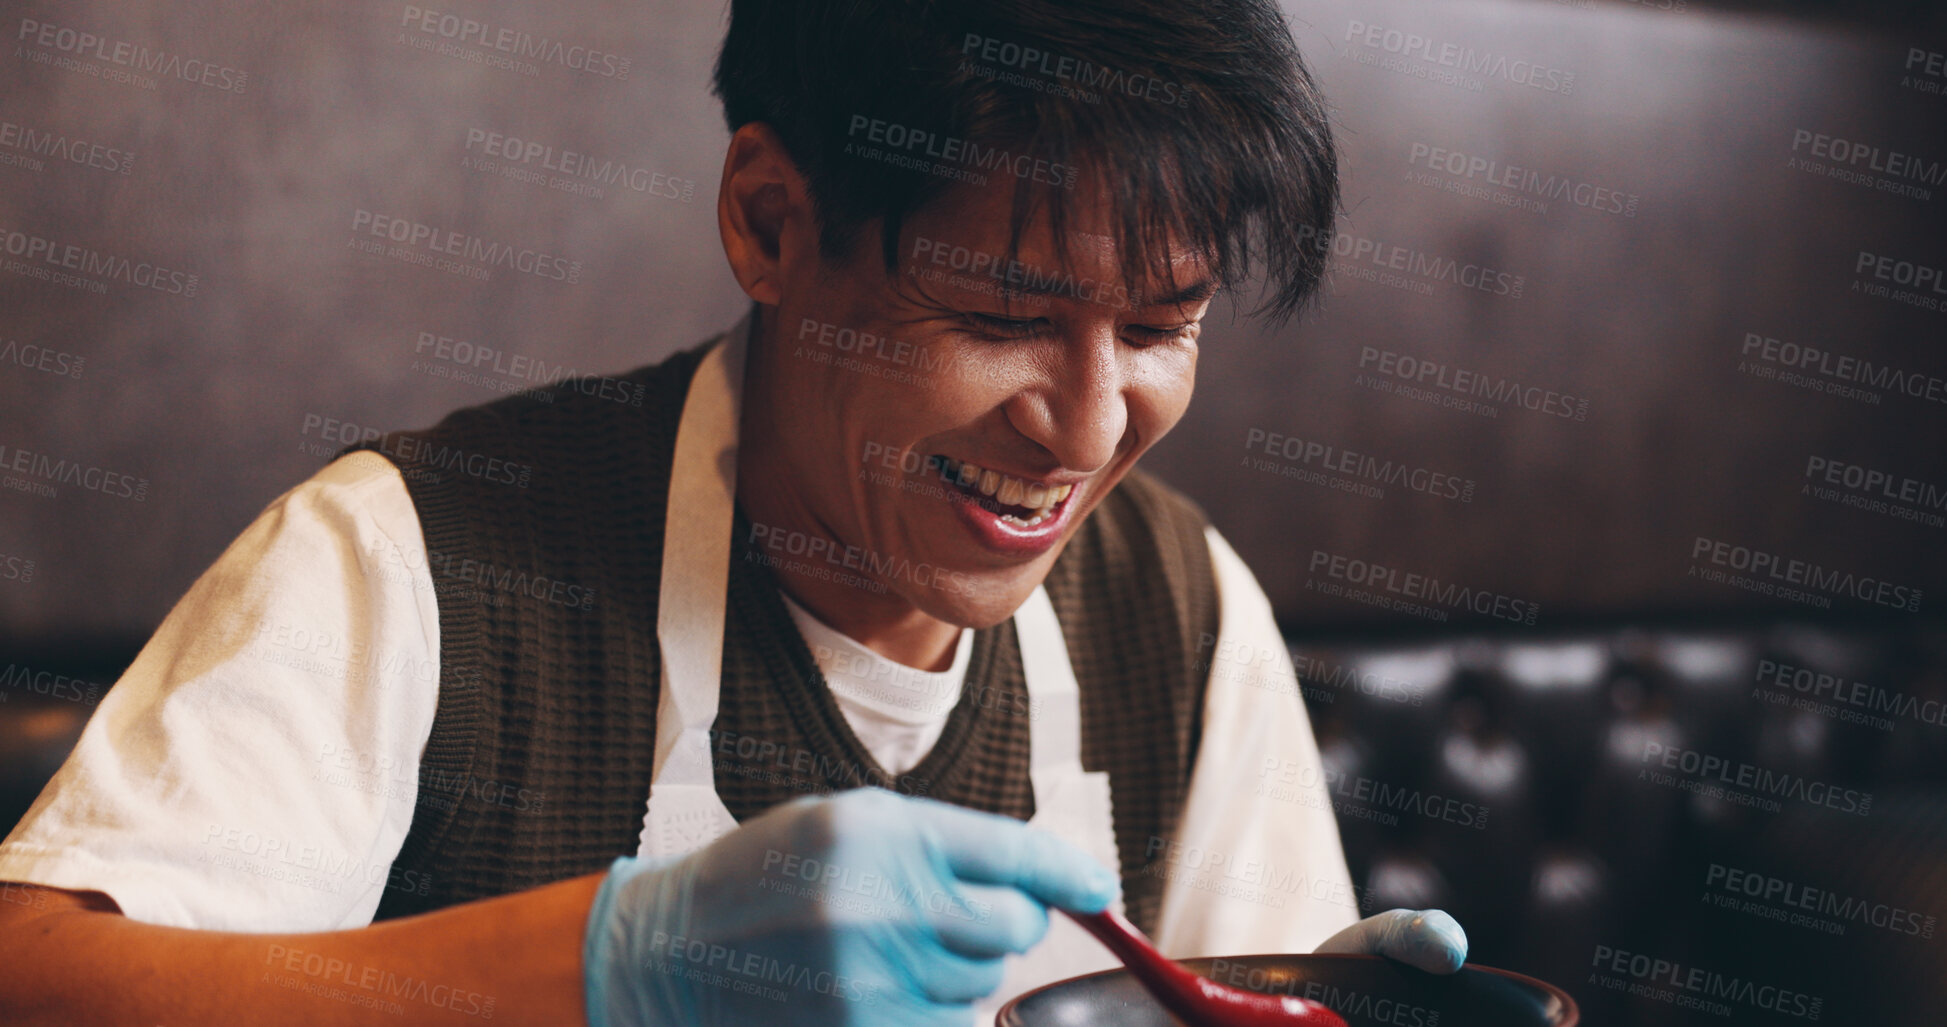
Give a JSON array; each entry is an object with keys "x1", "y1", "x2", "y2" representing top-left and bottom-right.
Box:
[{"x1": 903, "y1": 200, "x2": 1211, "y2": 304}]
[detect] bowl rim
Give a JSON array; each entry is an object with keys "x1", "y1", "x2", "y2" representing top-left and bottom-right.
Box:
[{"x1": 995, "y1": 951, "x2": 1580, "y2": 1027}]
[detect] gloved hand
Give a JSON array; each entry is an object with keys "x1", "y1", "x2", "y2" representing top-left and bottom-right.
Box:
[
  {"x1": 1315, "y1": 908, "x2": 1468, "y2": 973},
  {"x1": 584, "y1": 788, "x2": 1121, "y2": 1027}
]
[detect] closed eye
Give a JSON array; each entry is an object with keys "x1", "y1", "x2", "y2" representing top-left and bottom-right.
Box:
[
  {"x1": 962, "y1": 313, "x2": 1046, "y2": 339},
  {"x1": 1126, "y1": 323, "x2": 1197, "y2": 346},
  {"x1": 960, "y1": 313, "x2": 1197, "y2": 347}
]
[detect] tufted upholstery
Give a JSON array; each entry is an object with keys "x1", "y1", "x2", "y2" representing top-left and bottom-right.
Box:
[{"x1": 1295, "y1": 618, "x2": 1947, "y2": 1025}]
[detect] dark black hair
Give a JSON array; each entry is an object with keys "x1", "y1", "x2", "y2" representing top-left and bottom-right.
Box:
[{"x1": 713, "y1": 0, "x2": 1339, "y2": 326}]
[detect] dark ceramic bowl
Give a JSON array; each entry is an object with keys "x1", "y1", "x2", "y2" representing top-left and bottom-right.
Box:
[{"x1": 998, "y1": 953, "x2": 1578, "y2": 1027}]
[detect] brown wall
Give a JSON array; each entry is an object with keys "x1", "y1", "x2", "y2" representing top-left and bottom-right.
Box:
[
  {"x1": 1, "y1": 0, "x2": 1942, "y2": 642},
  {"x1": 1146, "y1": 0, "x2": 1947, "y2": 628}
]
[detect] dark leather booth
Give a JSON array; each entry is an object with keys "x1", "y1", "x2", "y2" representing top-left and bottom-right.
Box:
[{"x1": 1293, "y1": 618, "x2": 1946, "y2": 1024}]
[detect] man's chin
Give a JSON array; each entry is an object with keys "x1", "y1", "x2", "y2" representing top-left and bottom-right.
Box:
[{"x1": 902, "y1": 575, "x2": 1045, "y2": 631}]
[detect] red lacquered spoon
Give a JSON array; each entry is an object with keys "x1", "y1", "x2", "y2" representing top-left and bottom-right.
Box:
[{"x1": 1063, "y1": 909, "x2": 1348, "y2": 1027}]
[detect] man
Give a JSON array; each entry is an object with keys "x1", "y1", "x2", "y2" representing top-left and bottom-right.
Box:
[{"x1": 0, "y1": 1, "x2": 1467, "y2": 1023}]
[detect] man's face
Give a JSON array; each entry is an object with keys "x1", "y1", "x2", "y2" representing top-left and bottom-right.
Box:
[{"x1": 752, "y1": 175, "x2": 1212, "y2": 628}]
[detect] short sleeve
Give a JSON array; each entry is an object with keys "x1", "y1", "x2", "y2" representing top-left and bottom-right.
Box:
[
  {"x1": 1150, "y1": 526, "x2": 1360, "y2": 958},
  {"x1": 0, "y1": 452, "x2": 440, "y2": 932}
]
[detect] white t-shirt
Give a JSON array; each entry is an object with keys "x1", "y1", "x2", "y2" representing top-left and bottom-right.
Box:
[
  {"x1": 782, "y1": 591, "x2": 973, "y2": 778},
  {"x1": 0, "y1": 451, "x2": 1357, "y2": 957}
]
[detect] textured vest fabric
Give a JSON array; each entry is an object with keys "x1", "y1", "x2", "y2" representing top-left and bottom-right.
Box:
[{"x1": 344, "y1": 337, "x2": 1220, "y2": 933}]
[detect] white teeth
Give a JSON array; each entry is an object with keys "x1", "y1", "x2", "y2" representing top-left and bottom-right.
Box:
[{"x1": 934, "y1": 456, "x2": 1074, "y2": 518}]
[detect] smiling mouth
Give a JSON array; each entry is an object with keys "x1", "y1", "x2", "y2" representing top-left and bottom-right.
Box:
[{"x1": 925, "y1": 455, "x2": 1075, "y2": 529}]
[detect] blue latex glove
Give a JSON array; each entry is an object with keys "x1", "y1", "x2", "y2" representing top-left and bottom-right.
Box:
[
  {"x1": 1315, "y1": 908, "x2": 1469, "y2": 973},
  {"x1": 584, "y1": 788, "x2": 1121, "y2": 1027}
]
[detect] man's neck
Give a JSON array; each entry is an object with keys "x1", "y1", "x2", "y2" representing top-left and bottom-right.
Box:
[{"x1": 779, "y1": 582, "x2": 963, "y2": 672}]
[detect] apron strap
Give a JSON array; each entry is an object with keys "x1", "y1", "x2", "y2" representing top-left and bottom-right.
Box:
[
  {"x1": 1013, "y1": 585, "x2": 1085, "y2": 780},
  {"x1": 651, "y1": 318, "x2": 749, "y2": 790}
]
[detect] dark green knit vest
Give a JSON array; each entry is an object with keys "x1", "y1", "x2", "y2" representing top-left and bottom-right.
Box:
[{"x1": 344, "y1": 337, "x2": 1219, "y2": 934}]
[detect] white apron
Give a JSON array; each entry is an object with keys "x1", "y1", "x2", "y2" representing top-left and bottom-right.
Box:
[{"x1": 634, "y1": 309, "x2": 1125, "y2": 1019}]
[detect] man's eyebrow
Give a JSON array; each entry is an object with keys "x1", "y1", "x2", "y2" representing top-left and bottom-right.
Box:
[
  {"x1": 1140, "y1": 277, "x2": 1220, "y2": 309},
  {"x1": 993, "y1": 276, "x2": 1218, "y2": 305},
  {"x1": 960, "y1": 270, "x2": 1219, "y2": 309}
]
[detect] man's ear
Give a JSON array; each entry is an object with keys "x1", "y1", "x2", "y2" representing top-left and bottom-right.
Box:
[{"x1": 717, "y1": 122, "x2": 815, "y2": 307}]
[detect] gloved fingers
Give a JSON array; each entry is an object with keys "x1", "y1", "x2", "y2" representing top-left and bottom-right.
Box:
[
  {"x1": 901, "y1": 946, "x2": 1010, "y2": 1006},
  {"x1": 1316, "y1": 908, "x2": 1468, "y2": 974},
  {"x1": 912, "y1": 799, "x2": 1120, "y2": 913},
  {"x1": 928, "y1": 882, "x2": 1048, "y2": 959},
  {"x1": 583, "y1": 856, "x2": 668, "y2": 1027}
]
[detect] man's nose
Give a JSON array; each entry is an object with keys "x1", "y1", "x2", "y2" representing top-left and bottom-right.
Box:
[{"x1": 1007, "y1": 329, "x2": 1126, "y2": 474}]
